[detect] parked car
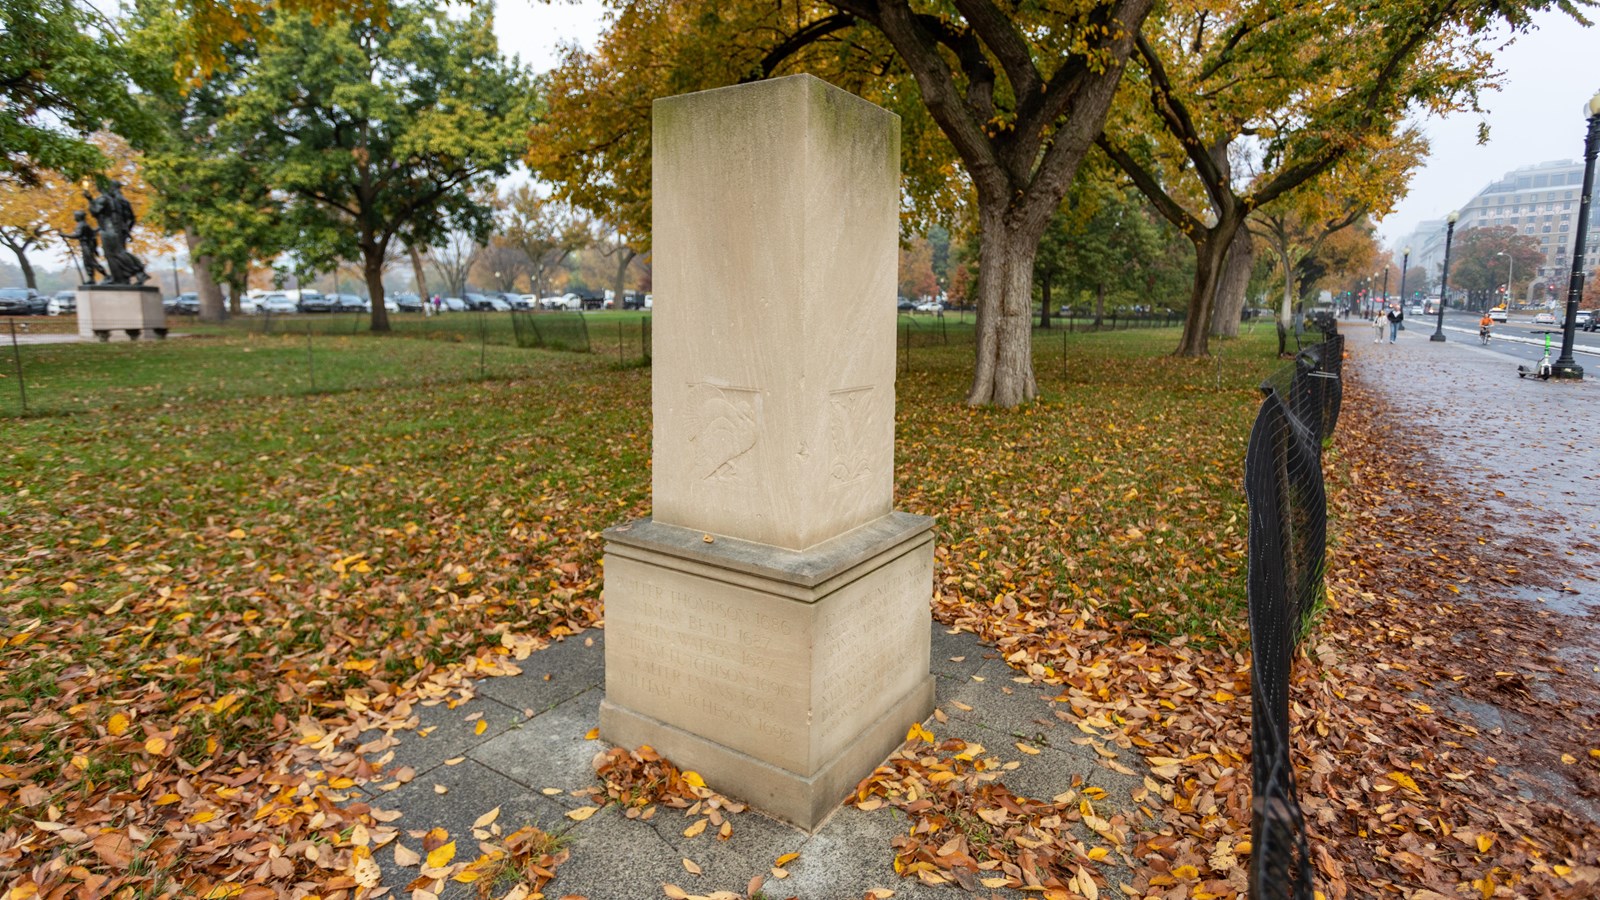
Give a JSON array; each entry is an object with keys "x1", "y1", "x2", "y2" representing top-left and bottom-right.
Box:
[
  {"x1": 442, "y1": 297, "x2": 467, "y2": 312},
  {"x1": 392, "y1": 292, "x2": 423, "y2": 312},
  {"x1": 1489, "y1": 306, "x2": 1508, "y2": 322},
  {"x1": 296, "y1": 291, "x2": 334, "y2": 313},
  {"x1": 539, "y1": 295, "x2": 579, "y2": 310},
  {"x1": 897, "y1": 298, "x2": 915, "y2": 312},
  {"x1": 324, "y1": 293, "x2": 363, "y2": 312},
  {"x1": 462, "y1": 292, "x2": 493, "y2": 311},
  {"x1": 510, "y1": 294, "x2": 535, "y2": 310},
  {"x1": 1563, "y1": 309, "x2": 1592, "y2": 330},
  {"x1": 49, "y1": 290, "x2": 78, "y2": 316},
  {"x1": 164, "y1": 292, "x2": 200, "y2": 315},
  {"x1": 259, "y1": 293, "x2": 298, "y2": 314},
  {"x1": 1583, "y1": 310, "x2": 1599, "y2": 332},
  {"x1": 914, "y1": 300, "x2": 944, "y2": 313},
  {"x1": 1533, "y1": 311, "x2": 1557, "y2": 326},
  {"x1": 0, "y1": 287, "x2": 44, "y2": 315}
]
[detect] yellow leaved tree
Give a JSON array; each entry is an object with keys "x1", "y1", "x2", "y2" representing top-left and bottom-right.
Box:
[{"x1": 0, "y1": 134, "x2": 170, "y2": 289}]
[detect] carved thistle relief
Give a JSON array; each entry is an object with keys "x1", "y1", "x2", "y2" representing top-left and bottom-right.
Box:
[
  {"x1": 828, "y1": 386, "x2": 874, "y2": 484},
  {"x1": 687, "y1": 383, "x2": 760, "y2": 482}
]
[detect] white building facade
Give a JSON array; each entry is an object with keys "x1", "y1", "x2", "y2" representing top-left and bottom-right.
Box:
[{"x1": 1398, "y1": 159, "x2": 1600, "y2": 305}]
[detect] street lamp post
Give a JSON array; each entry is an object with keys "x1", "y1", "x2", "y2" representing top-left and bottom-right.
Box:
[
  {"x1": 1552, "y1": 90, "x2": 1600, "y2": 379},
  {"x1": 1497, "y1": 251, "x2": 1514, "y2": 310},
  {"x1": 1431, "y1": 212, "x2": 1458, "y2": 342},
  {"x1": 1397, "y1": 246, "x2": 1411, "y2": 314},
  {"x1": 1381, "y1": 266, "x2": 1389, "y2": 314}
]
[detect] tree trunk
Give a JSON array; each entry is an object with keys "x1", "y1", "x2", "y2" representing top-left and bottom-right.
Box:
[
  {"x1": 613, "y1": 246, "x2": 637, "y2": 311},
  {"x1": 185, "y1": 228, "x2": 226, "y2": 323},
  {"x1": 408, "y1": 244, "x2": 428, "y2": 300},
  {"x1": 8, "y1": 244, "x2": 36, "y2": 290},
  {"x1": 227, "y1": 275, "x2": 246, "y2": 316},
  {"x1": 1094, "y1": 282, "x2": 1105, "y2": 327},
  {"x1": 966, "y1": 216, "x2": 1041, "y2": 408},
  {"x1": 1173, "y1": 219, "x2": 1239, "y2": 357},
  {"x1": 364, "y1": 246, "x2": 390, "y2": 333},
  {"x1": 1039, "y1": 272, "x2": 1053, "y2": 330},
  {"x1": 1209, "y1": 230, "x2": 1253, "y2": 338},
  {"x1": 1277, "y1": 256, "x2": 1298, "y2": 357}
]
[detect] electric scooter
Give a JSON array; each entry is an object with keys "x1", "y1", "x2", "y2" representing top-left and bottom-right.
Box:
[{"x1": 1518, "y1": 331, "x2": 1556, "y2": 380}]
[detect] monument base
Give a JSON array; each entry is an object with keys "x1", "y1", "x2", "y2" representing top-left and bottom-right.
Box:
[
  {"x1": 601, "y1": 512, "x2": 935, "y2": 831},
  {"x1": 76, "y1": 284, "x2": 166, "y2": 341}
]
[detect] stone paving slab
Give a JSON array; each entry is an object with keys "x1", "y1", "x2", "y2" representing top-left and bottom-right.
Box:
[{"x1": 362, "y1": 624, "x2": 1150, "y2": 899}]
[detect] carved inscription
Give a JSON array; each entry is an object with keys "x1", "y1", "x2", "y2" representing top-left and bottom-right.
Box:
[
  {"x1": 827, "y1": 386, "x2": 874, "y2": 484},
  {"x1": 816, "y1": 561, "x2": 923, "y2": 712},
  {"x1": 607, "y1": 568, "x2": 805, "y2": 761}
]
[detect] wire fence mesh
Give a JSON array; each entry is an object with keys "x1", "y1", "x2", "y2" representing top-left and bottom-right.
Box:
[{"x1": 1244, "y1": 322, "x2": 1343, "y2": 900}]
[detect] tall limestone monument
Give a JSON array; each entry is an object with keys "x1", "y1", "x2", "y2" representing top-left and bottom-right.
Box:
[{"x1": 600, "y1": 74, "x2": 935, "y2": 830}]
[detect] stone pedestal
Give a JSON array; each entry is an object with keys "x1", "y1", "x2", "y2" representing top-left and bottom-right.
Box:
[
  {"x1": 602, "y1": 514, "x2": 934, "y2": 829},
  {"x1": 76, "y1": 285, "x2": 166, "y2": 341},
  {"x1": 601, "y1": 75, "x2": 930, "y2": 831}
]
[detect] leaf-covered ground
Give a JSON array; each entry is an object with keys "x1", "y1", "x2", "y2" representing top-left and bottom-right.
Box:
[{"x1": 6, "y1": 323, "x2": 1592, "y2": 899}]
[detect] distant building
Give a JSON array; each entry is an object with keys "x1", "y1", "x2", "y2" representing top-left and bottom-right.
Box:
[
  {"x1": 1394, "y1": 218, "x2": 1449, "y2": 295},
  {"x1": 1398, "y1": 159, "x2": 1600, "y2": 304}
]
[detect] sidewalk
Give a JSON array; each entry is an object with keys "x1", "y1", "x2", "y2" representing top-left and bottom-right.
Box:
[
  {"x1": 1343, "y1": 320, "x2": 1600, "y2": 578},
  {"x1": 357, "y1": 624, "x2": 1148, "y2": 899}
]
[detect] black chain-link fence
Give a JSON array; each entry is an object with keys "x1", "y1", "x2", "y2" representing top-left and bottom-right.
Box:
[
  {"x1": 1244, "y1": 323, "x2": 1343, "y2": 900},
  {"x1": 511, "y1": 309, "x2": 590, "y2": 353}
]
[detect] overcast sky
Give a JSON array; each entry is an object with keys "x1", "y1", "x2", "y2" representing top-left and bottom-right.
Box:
[{"x1": 494, "y1": 2, "x2": 1598, "y2": 250}]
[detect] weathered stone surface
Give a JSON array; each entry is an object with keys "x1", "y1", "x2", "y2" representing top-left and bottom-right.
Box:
[
  {"x1": 604, "y1": 74, "x2": 927, "y2": 831},
  {"x1": 76, "y1": 285, "x2": 164, "y2": 338},
  {"x1": 604, "y1": 518, "x2": 932, "y2": 771},
  {"x1": 651, "y1": 74, "x2": 900, "y2": 552}
]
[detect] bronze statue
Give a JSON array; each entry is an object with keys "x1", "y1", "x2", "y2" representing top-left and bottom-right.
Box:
[
  {"x1": 68, "y1": 210, "x2": 107, "y2": 284},
  {"x1": 84, "y1": 179, "x2": 148, "y2": 285}
]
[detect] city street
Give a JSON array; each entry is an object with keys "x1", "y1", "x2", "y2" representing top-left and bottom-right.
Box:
[{"x1": 1355, "y1": 307, "x2": 1600, "y2": 370}]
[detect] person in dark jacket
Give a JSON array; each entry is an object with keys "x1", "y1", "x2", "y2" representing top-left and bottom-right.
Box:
[{"x1": 1386, "y1": 304, "x2": 1404, "y2": 343}]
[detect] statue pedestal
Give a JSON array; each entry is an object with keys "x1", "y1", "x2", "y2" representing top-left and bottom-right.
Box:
[{"x1": 77, "y1": 285, "x2": 166, "y2": 341}]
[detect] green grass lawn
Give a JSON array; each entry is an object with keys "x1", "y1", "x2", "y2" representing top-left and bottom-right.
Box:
[{"x1": 0, "y1": 321, "x2": 1280, "y2": 889}]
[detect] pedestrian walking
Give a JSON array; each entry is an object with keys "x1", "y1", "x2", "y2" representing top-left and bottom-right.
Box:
[
  {"x1": 1373, "y1": 309, "x2": 1386, "y2": 343},
  {"x1": 1387, "y1": 304, "x2": 1403, "y2": 343}
]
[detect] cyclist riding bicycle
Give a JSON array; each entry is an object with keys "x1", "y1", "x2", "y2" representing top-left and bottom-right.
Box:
[{"x1": 1479, "y1": 312, "x2": 1493, "y2": 340}]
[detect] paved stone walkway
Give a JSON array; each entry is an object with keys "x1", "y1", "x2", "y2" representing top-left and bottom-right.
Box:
[
  {"x1": 360, "y1": 623, "x2": 1146, "y2": 899},
  {"x1": 1342, "y1": 319, "x2": 1600, "y2": 608}
]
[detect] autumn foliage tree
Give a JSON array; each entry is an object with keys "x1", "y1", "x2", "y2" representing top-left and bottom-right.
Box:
[
  {"x1": 1249, "y1": 135, "x2": 1423, "y2": 354},
  {"x1": 1447, "y1": 226, "x2": 1545, "y2": 311},
  {"x1": 1, "y1": 0, "x2": 149, "y2": 186},
  {"x1": 502, "y1": 185, "x2": 591, "y2": 299},
  {"x1": 221, "y1": 2, "x2": 532, "y2": 331},
  {"x1": 536, "y1": 0, "x2": 1155, "y2": 407},
  {"x1": 1098, "y1": 0, "x2": 1586, "y2": 358},
  {"x1": 0, "y1": 135, "x2": 163, "y2": 289}
]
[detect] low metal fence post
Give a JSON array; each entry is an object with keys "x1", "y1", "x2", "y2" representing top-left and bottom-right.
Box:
[{"x1": 8, "y1": 319, "x2": 26, "y2": 414}]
